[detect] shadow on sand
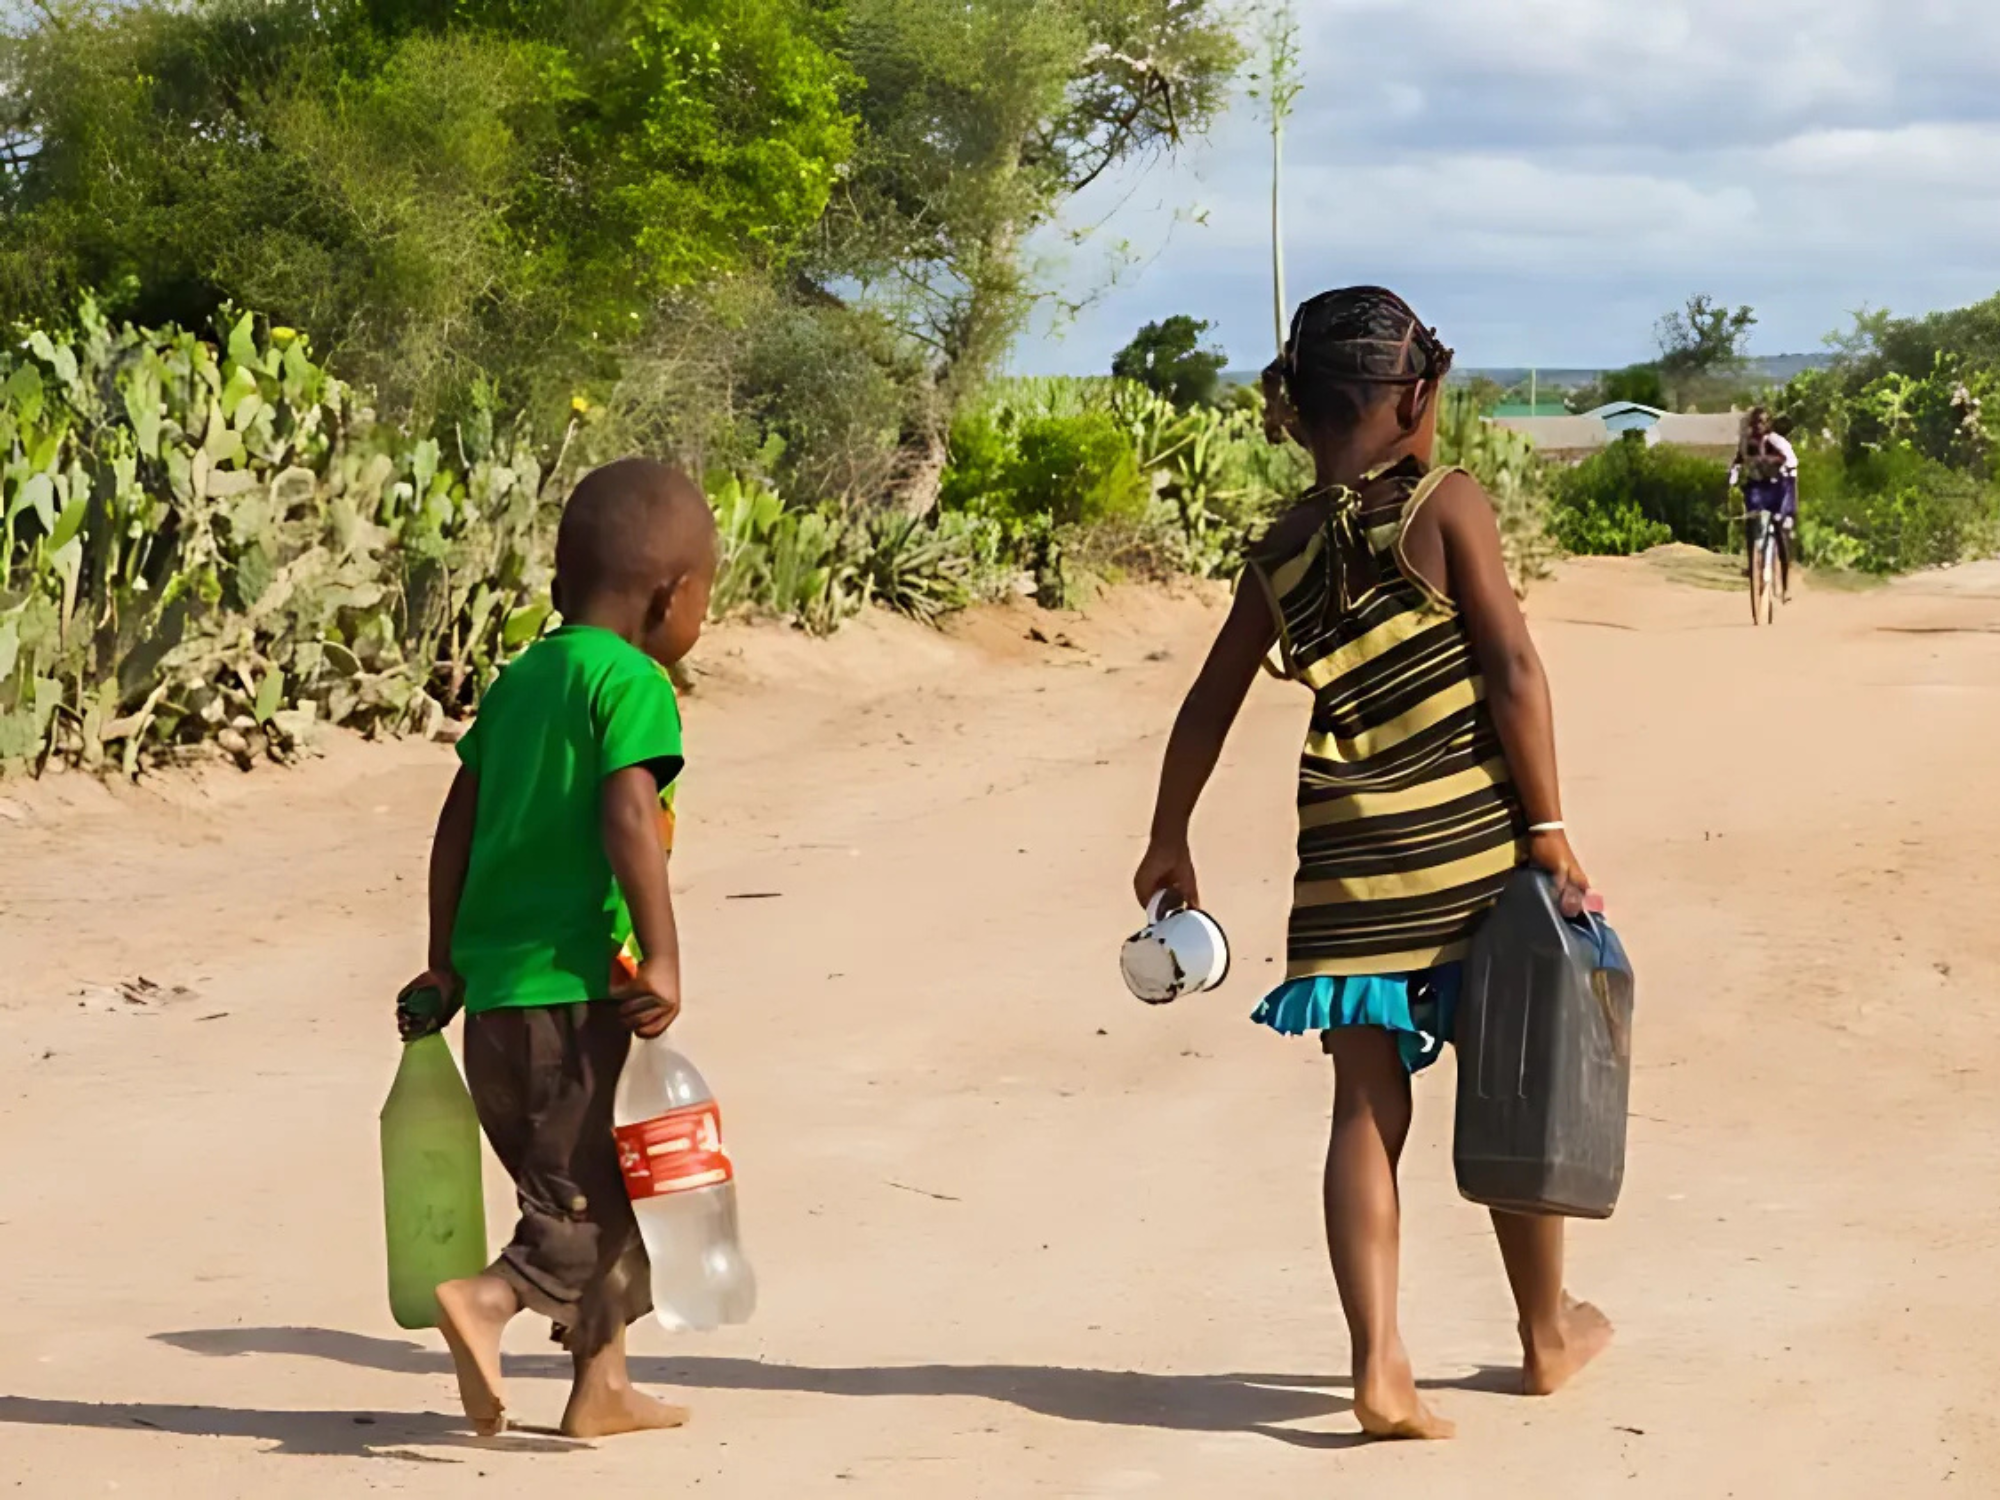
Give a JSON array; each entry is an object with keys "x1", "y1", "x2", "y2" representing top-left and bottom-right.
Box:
[
  {"x1": 0, "y1": 1392, "x2": 582, "y2": 1462},
  {"x1": 129, "y1": 1326, "x2": 1518, "y2": 1452}
]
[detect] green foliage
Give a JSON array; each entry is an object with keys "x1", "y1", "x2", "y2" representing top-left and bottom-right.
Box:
[
  {"x1": 856, "y1": 511, "x2": 1008, "y2": 622},
  {"x1": 0, "y1": 0, "x2": 1243, "y2": 515},
  {"x1": 1656, "y1": 294, "x2": 1757, "y2": 386},
  {"x1": 1550, "y1": 497, "x2": 1674, "y2": 557},
  {"x1": 707, "y1": 475, "x2": 857, "y2": 635},
  {"x1": 0, "y1": 0, "x2": 856, "y2": 424},
  {"x1": 1794, "y1": 441, "x2": 1998, "y2": 574},
  {"x1": 0, "y1": 300, "x2": 561, "y2": 774},
  {"x1": 814, "y1": 0, "x2": 1243, "y2": 506},
  {"x1": 938, "y1": 375, "x2": 1308, "y2": 596},
  {"x1": 940, "y1": 382, "x2": 1559, "y2": 601},
  {"x1": 1842, "y1": 357, "x2": 1995, "y2": 470},
  {"x1": 941, "y1": 380, "x2": 1150, "y2": 527},
  {"x1": 1602, "y1": 365, "x2": 1668, "y2": 409},
  {"x1": 1767, "y1": 294, "x2": 2000, "y2": 575},
  {"x1": 1110, "y1": 315, "x2": 1228, "y2": 409},
  {"x1": 1434, "y1": 393, "x2": 1557, "y2": 588},
  {"x1": 1858, "y1": 294, "x2": 2000, "y2": 384},
  {"x1": 705, "y1": 473, "x2": 1012, "y2": 632},
  {"x1": 1548, "y1": 436, "x2": 1730, "y2": 555},
  {"x1": 1795, "y1": 516, "x2": 1867, "y2": 572},
  {"x1": 1772, "y1": 367, "x2": 1843, "y2": 443},
  {"x1": 1011, "y1": 411, "x2": 1149, "y2": 527}
]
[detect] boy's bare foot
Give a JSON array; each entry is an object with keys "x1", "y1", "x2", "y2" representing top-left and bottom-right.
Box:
[
  {"x1": 1353, "y1": 1349, "x2": 1456, "y2": 1440},
  {"x1": 1521, "y1": 1295, "x2": 1614, "y2": 1396},
  {"x1": 436, "y1": 1275, "x2": 517, "y2": 1436},
  {"x1": 560, "y1": 1385, "x2": 690, "y2": 1439}
]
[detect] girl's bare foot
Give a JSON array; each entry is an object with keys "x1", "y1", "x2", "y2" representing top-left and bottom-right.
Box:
[
  {"x1": 435, "y1": 1275, "x2": 517, "y2": 1436},
  {"x1": 1353, "y1": 1348, "x2": 1456, "y2": 1440},
  {"x1": 560, "y1": 1385, "x2": 690, "y2": 1439},
  {"x1": 1521, "y1": 1295, "x2": 1614, "y2": 1396}
]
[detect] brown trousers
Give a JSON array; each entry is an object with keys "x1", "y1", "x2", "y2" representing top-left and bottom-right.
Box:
[{"x1": 463, "y1": 1002, "x2": 653, "y2": 1355}]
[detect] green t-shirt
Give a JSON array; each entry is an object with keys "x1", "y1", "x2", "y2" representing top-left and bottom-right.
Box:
[{"x1": 452, "y1": 624, "x2": 682, "y2": 1013}]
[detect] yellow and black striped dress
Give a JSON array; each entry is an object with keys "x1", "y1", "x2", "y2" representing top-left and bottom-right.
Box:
[{"x1": 1245, "y1": 457, "x2": 1526, "y2": 980}]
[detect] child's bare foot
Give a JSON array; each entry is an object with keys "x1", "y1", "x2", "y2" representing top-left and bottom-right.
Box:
[
  {"x1": 1353, "y1": 1349, "x2": 1456, "y2": 1441},
  {"x1": 560, "y1": 1326, "x2": 689, "y2": 1439},
  {"x1": 435, "y1": 1275, "x2": 517, "y2": 1436},
  {"x1": 1521, "y1": 1295, "x2": 1614, "y2": 1396},
  {"x1": 560, "y1": 1384, "x2": 690, "y2": 1439}
]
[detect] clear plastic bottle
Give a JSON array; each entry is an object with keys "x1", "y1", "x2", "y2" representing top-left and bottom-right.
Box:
[{"x1": 613, "y1": 1038, "x2": 757, "y2": 1331}]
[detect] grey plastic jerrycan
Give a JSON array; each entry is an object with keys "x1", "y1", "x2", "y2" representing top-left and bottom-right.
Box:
[{"x1": 1453, "y1": 870, "x2": 1635, "y2": 1219}]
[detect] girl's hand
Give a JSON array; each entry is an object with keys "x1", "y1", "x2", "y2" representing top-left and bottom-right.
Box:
[
  {"x1": 1134, "y1": 837, "x2": 1200, "y2": 911},
  {"x1": 1529, "y1": 829, "x2": 1591, "y2": 918}
]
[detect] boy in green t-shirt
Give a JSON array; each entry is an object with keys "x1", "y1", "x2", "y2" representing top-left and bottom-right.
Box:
[{"x1": 399, "y1": 457, "x2": 717, "y2": 1440}]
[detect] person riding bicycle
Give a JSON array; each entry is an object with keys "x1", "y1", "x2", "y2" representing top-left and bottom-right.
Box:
[{"x1": 1731, "y1": 407, "x2": 1798, "y2": 603}]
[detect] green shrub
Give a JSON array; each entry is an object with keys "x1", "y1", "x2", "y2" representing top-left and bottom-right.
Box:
[
  {"x1": 937, "y1": 408, "x2": 1016, "y2": 516},
  {"x1": 1796, "y1": 517, "x2": 1867, "y2": 571},
  {"x1": 1797, "y1": 440, "x2": 1999, "y2": 573},
  {"x1": 1842, "y1": 358, "x2": 1995, "y2": 472},
  {"x1": 1008, "y1": 411, "x2": 1149, "y2": 527},
  {"x1": 1550, "y1": 497, "x2": 1674, "y2": 556},
  {"x1": 941, "y1": 376, "x2": 1311, "y2": 592},
  {"x1": 1550, "y1": 436, "x2": 1730, "y2": 553}
]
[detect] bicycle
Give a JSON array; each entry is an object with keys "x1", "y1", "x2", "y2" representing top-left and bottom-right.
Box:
[{"x1": 1745, "y1": 506, "x2": 1786, "y2": 627}]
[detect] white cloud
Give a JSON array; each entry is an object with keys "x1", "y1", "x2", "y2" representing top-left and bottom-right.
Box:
[{"x1": 1021, "y1": 0, "x2": 2000, "y2": 372}]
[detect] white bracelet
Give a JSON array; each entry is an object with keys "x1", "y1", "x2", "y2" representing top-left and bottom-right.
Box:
[{"x1": 1528, "y1": 821, "x2": 1565, "y2": 834}]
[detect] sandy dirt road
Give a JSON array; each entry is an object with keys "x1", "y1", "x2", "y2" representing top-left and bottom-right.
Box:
[{"x1": 3, "y1": 555, "x2": 2000, "y2": 1497}]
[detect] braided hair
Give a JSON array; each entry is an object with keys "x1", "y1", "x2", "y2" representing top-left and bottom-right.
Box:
[{"x1": 1263, "y1": 286, "x2": 1454, "y2": 441}]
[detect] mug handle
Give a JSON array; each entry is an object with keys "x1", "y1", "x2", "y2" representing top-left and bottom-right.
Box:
[{"x1": 1146, "y1": 889, "x2": 1187, "y2": 924}]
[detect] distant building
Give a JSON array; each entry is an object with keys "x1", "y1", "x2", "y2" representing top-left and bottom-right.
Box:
[
  {"x1": 1643, "y1": 412, "x2": 1742, "y2": 458},
  {"x1": 1487, "y1": 414, "x2": 1610, "y2": 461},
  {"x1": 1489, "y1": 406, "x2": 1744, "y2": 464},
  {"x1": 1583, "y1": 401, "x2": 1667, "y2": 436},
  {"x1": 1487, "y1": 401, "x2": 1572, "y2": 418}
]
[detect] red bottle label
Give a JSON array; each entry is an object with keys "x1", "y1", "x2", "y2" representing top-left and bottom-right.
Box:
[{"x1": 615, "y1": 1103, "x2": 733, "y2": 1200}]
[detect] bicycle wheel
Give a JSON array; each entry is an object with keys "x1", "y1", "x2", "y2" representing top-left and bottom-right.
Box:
[
  {"x1": 1761, "y1": 537, "x2": 1777, "y2": 625},
  {"x1": 1748, "y1": 519, "x2": 1768, "y2": 625}
]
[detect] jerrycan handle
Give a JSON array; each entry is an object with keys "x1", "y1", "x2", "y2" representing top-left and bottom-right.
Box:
[{"x1": 1559, "y1": 894, "x2": 1614, "y2": 968}]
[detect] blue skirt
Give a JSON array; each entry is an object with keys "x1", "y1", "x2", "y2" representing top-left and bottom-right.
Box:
[{"x1": 1251, "y1": 964, "x2": 1464, "y2": 1074}]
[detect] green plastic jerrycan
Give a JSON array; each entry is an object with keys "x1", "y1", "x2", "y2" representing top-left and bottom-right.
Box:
[{"x1": 380, "y1": 1021, "x2": 487, "y2": 1330}]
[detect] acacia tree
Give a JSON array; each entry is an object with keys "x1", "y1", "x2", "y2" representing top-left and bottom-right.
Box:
[
  {"x1": 1111, "y1": 314, "x2": 1227, "y2": 407},
  {"x1": 0, "y1": 0, "x2": 856, "y2": 424},
  {"x1": 1, "y1": 0, "x2": 1244, "y2": 496},
  {"x1": 812, "y1": 0, "x2": 1241, "y2": 510},
  {"x1": 1655, "y1": 294, "x2": 1756, "y2": 403}
]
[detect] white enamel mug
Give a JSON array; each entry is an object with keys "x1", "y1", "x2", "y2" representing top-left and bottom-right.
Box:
[{"x1": 1121, "y1": 891, "x2": 1232, "y2": 1004}]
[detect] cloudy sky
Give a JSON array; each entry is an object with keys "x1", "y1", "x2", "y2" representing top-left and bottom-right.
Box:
[{"x1": 1017, "y1": 0, "x2": 2000, "y2": 375}]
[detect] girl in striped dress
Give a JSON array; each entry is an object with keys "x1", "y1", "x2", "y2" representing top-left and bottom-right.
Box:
[{"x1": 1134, "y1": 287, "x2": 1610, "y2": 1439}]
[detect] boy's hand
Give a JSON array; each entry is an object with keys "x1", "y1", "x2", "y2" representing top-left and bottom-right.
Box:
[
  {"x1": 614, "y1": 957, "x2": 681, "y2": 1039},
  {"x1": 1134, "y1": 837, "x2": 1200, "y2": 912},
  {"x1": 1529, "y1": 829, "x2": 1592, "y2": 918},
  {"x1": 397, "y1": 969, "x2": 463, "y2": 1041}
]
